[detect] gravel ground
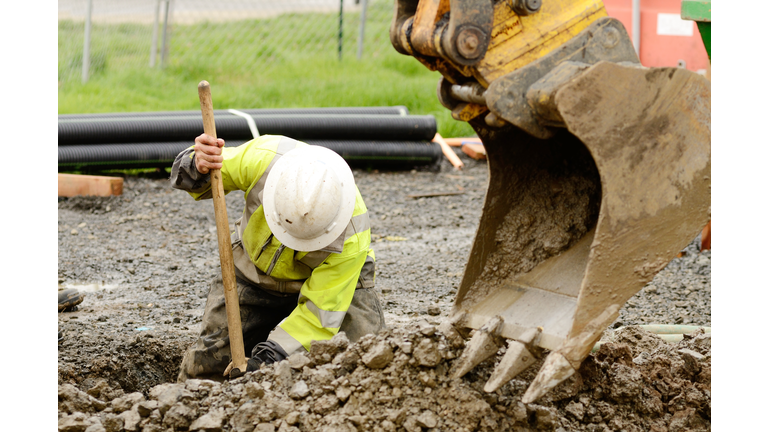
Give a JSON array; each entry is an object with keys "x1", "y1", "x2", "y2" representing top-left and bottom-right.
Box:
[{"x1": 57, "y1": 150, "x2": 711, "y2": 431}]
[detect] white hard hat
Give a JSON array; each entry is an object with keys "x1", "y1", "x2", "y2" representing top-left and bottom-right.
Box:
[{"x1": 263, "y1": 146, "x2": 356, "y2": 252}]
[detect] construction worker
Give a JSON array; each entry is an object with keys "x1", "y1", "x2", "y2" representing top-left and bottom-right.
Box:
[{"x1": 171, "y1": 134, "x2": 385, "y2": 381}]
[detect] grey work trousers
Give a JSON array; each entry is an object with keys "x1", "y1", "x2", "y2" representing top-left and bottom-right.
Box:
[{"x1": 177, "y1": 271, "x2": 386, "y2": 382}]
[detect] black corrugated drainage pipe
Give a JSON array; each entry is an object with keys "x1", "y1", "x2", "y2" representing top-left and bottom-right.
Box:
[
  {"x1": 59, "y1": 114, "x2": 437, "y2": 145},
  {"x1": 58, "y1": 140, "x2": 443, "y2": 172},
  {"x1": 58, "y1": 106, "x2": 409, "y2": 121}
]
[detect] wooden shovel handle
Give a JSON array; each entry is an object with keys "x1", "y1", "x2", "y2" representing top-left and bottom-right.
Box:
[{"x1": 198, "y1": 81, "x2": 248, "y2": 375}]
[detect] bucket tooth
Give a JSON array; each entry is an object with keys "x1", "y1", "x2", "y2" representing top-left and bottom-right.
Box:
[
  {"x1": 450, "y1": 316, "x2": 504, "y2": 380},
  {"x1": 484, "y1": 340, "x2": 536, "y2": 393},
  {"x1": 483, "y1": 327, "x2": 543, "y2": 393},
  {"x1": 521, "y1": 352, "x2": 576, "y2": 404}
]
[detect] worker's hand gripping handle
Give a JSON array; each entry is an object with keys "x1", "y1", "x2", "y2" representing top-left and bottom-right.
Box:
[{"x1": 198, "y1": 80, "x2": 249, "y2": 377}]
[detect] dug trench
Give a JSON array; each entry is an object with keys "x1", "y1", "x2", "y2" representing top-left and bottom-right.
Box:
[{"x1": 58, "y1": 153, "x2": 711, "y2": 431}]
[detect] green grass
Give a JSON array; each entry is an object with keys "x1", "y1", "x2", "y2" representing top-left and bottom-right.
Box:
[{"x1": 58, "y1": 6, "x2": 476, "y2": 138}]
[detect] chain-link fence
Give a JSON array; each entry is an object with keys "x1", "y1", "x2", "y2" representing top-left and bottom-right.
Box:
[{"x1": 59, "y1": 0, "x2": 396, "y2": 87}]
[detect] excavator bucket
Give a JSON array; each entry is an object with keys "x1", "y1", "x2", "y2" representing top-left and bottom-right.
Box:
[{"x1": 391, "y1": 0, "x2": 711, "y2": 402}]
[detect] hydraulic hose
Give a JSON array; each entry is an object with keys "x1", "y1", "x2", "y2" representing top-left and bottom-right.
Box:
[
  {"x1": 58, "y1": 140, "x2": 443, "y2": 171},
  {"x1": 59, "y1": 114, "x2": 437, "y2": 145},
  {"x1": 58, "y1": 106, "x2": 409, "y2": 121}
]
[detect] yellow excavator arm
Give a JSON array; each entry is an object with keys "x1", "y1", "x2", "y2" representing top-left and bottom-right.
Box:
[{"x1": 391, "y1": 0, "x2": 711, "y2": 403}]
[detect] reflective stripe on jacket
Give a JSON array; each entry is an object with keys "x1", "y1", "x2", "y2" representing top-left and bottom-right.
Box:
[{"x1": 170, "y1": 135, "x2": 376, "y2": 355}]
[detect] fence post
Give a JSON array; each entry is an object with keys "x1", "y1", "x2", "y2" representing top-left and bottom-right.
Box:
[
  {"x1": 82, "y1": 0, "x2": 93, "y2": 83},
  {"x1": 150, "y1": 0, "x2": 161, "y2": 67},
  {"x1": 357, "y1": 0, "x2": 369, "y2": 59},
  {"x1": 160, "y1": 0, "x2": 173, "y2": 68},
  {"x1": 338, "y1": 0, "x2": 344, "y2": 61}
]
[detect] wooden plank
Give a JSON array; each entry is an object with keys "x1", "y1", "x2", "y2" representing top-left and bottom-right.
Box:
[
  {"x1": 58, "y1": 174, "x2": 124, "y2": 197},
  {"x1": 432, "y1": 133, "x2": 464, "y2": 170},
  {"x1": 461, "y1": 143, "x2": 487, "y2": 160},
  {"x1": 443, "y1": 137, "x2": 482, "y2": 147}
]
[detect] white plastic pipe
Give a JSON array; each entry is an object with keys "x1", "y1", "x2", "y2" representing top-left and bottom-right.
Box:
[
  {"x1": 591, "y1": 325, "x2": 710, "y2": 352},
  {"x1": 631, "y1": 0, "x2": 641, "y2": 55}
]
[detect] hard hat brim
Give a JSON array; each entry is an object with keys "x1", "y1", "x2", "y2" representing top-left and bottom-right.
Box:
[{"x1": 263, "y1": 145, "x2": 357, "y2": 252}]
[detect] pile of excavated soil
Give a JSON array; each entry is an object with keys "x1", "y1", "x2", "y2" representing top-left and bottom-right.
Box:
[
  {"x1": 58, "y1": 325, "x2": 710, "y2": 432},
  {"x1": 58, "y1": 151, "x2": 711, "y2": 431}
]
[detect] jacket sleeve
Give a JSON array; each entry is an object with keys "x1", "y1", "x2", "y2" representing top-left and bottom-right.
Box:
[
  {"x1": 169, "y1": 139, "x2": 272, "y2": 200},
  {"x1": 170, "y1": 147, "x2": 212, "y2": 197}
]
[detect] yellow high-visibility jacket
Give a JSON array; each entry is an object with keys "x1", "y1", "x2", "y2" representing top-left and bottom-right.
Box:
[{"x1": 170, "y1": 135, "x2": 375, "y2": 356}]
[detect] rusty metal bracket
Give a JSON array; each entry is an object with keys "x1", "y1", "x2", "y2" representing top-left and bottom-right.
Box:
[{"x1": 441, "y1": 0, "x2": 495, "y2": 66}]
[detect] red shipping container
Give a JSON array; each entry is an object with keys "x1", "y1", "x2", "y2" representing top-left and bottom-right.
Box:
[{"x1": 602, "y1": 0, "x2": 710, "y2": 73}]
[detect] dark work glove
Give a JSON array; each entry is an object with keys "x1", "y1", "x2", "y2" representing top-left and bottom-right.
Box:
[
  {"x1": 229, "y1": 340, "x2": 289, "y2": 379},
  {"x1": 244, "y1": 357, "x2": 262, "y2": 373},
  {"x1": 247, "y1": 340, "x2": 288, "y2": 371}
]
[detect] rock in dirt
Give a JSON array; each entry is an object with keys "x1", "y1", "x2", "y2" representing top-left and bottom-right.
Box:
[
  {"x1": 415, "y1": 410, "x2": 438, "y2": 428},
  {"x1": 86, "y1": 380, "x2": 111, "y2": 400},
  {"x1": 310, "y1": 332, "x2": 350, "y2": 365},
  {"x1": 531, "y1": 404, "x2": 559, "y2": 430},
  {"x1": 678, "y1": 348, "x2": 705, "y2": 360},
  {"x1": 313, "y1": 394, "x2": 340, "y2": 415},
  {"x1": 565, "y1": 401, "x2": 585, "y2": 421},
  {"x1": 287, "y1": 353, "x2": 311, "y2": 370},
  {"x1": 58, "y1": 413, "x2": 89, "y2": 432},
  {"x1": 110, "y1": 392, "x2": 144, "y2": 413},
  {"x1": 100, "y1": 413, "x2": 123, "y2": 432},
  {"x1": 335, "y1": 385, "x2": 352, "y2": 402},
  {"x1": 117, "y1": 409, "x2": 140, "y2": 432},
  {"x1": 284, "y1": 411, "x2": 300, "y2": 426},
  {"x1": 361, "y1": 341, "x2": 394, "y2": 369},
  {"x1": 150, "y1": 383, "x2": 191, "y2": 414},
  {"x1": 59, "y1": 384, "x2": 103, "y2": 414},
  {"x1": 669, "y1": 407, "x2": 708, "y2": 432},
  {"x1": 245, "y1": 381, "x2": 265, "y2": 399},
  {"x1": 188, "y1": 409, "x2": 224, "y2": 432},
  {"x1": 437, "y1": 321, "x2": 465, "y2": 349},
  {"x1": 230, "y1": 402, "x2": 259, "y2": 432},
  {"x1": 136, "y1": 400, "x2": 158, "y2": 417},
  {"x1": 333, "y1": 349, "x2": 361, "y2": 372},
  {"x1": 84, "y1": 422, "x2": 106, "y2": 432},
  {"x1": 274, "y1": 361, "x2": 294, "y2": 388},
  {"x1": 412, "y1": 337, "x2": 440, "y2": 367},
  {"x1": 289, "y1": 380, "x2": 310, "y2": 400},
  {"x1": 608, "y1": 363, "x2": 644, "y2": 402},
  {"x1": 163, "y1": 402, "x2": 196, "y2": 429}
]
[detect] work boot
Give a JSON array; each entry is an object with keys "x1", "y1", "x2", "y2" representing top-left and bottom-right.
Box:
[{"x1": 59, "y1": 288, "x2": 85, "y2": 312}]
